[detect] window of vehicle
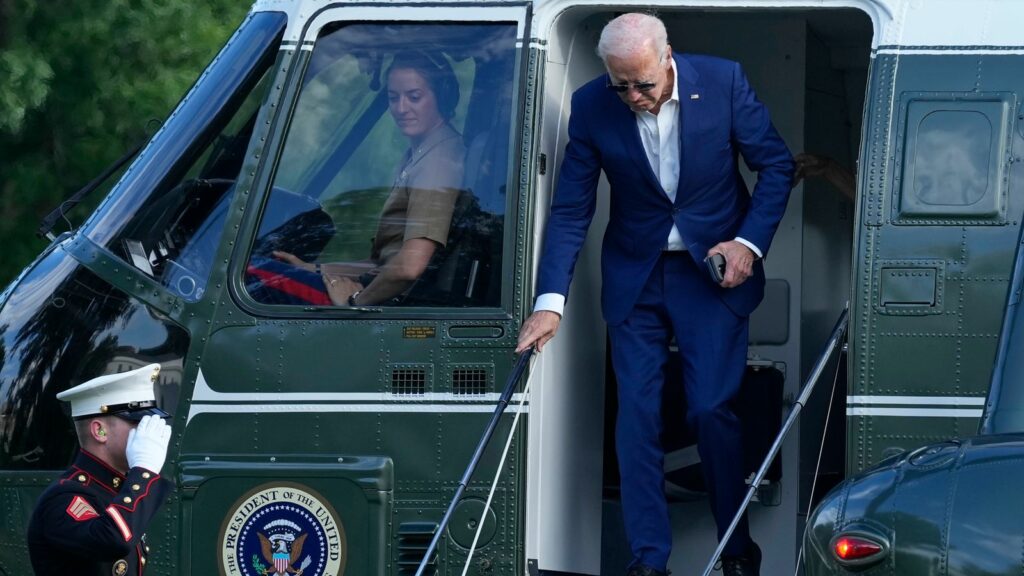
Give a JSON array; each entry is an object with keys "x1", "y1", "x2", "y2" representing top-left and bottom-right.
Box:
[
  {"x1": 0, "y1": 251, "x2": 188, "y2": 470},
  {"x1": 895, "y1": 95, "x2": 1009, "y2": 223},
  {"x1": 245, "y1": 22, "x2": 517, "y2": 309},
  {"x1": 912, "y1": 110, "x2": 991, "y2": 206},
  {"x1": 82, "y1": 12, "x2": 287, "y2": 302}
]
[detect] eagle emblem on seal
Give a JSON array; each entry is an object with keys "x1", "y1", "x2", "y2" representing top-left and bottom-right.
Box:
[{"x1": 257, "y1": 519, "x2": 311, "y2": 575}]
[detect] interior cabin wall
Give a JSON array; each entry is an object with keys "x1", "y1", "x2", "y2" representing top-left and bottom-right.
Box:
[
  {"x1": 530, "y1": 8, "x2": 870, "y2": 576},
  {"x1": 800, "y1": 29, "x2": 863, "y2": 377},
  {"x1": 798, "y1": 24, "x2": 868, "y2": 513}
]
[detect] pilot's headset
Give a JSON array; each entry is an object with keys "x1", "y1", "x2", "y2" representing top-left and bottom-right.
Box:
[{"x1": 387, "y1": 50, "x2": 460, "y2": 120}]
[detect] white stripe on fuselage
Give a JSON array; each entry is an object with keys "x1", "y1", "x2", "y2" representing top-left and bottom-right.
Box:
[
  {"x1": 846, "y1": 407, "x2": 982, "y2": 418},
  {"x1": 186, "y1": 369, "x2": 529, "y2": 423},
  {"x1": 877, "y1": 47, "x2": 1024, "y2": 55},
  {"x1": 846, "y1": 395, "x2": 985, "y2": 417},
  {"x1": 848, "y1": 395, "x2": 985, "y2": 406}
]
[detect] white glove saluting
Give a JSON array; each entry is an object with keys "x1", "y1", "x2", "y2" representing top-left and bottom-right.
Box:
[{"x1": 126, "y1": 415, "x2": 172, "y2": 473}]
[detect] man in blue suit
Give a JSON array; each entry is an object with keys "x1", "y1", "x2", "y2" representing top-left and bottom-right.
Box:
[{"x1": 516, "y1": 13, "x2": 793, "y2": 576}]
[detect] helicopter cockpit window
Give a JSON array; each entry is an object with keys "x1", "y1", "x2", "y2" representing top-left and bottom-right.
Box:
[
  {"x1": 0, "y1": 252, "x2": 189, "y2": 471},
  {"x1": 245, "y1": 22, "x2": 516, "y2": 308},
  {"x1": 81, "y1": 13, "x2": 287, "y2": 302}
]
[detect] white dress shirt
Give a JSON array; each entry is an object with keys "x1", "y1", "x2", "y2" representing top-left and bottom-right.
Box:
[{"x1": 535, "y1": 59, "x2": 761, "y2": 316}]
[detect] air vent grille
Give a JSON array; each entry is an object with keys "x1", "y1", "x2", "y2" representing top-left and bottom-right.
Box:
[
  {"x1": 453, "y1": 368, "x2": 488, "y2": 395},
  {"x1": 391, "y1": 368, "x2": 426, "y2": 395},
  {"x1": 397, "y1": 522, "x2": 437, "y2": 575}
]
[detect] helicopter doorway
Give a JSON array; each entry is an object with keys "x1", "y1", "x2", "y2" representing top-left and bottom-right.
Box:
[{"x1": 527, "y1": 6, "x2": 872, "y2": 576}]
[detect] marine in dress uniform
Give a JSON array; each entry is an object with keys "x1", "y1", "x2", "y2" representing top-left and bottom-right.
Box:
[{"x1": 27, "y1": 364, "x2": 174, "y2": 576}]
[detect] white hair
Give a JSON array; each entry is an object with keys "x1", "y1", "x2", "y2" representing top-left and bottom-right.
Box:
[{"x1": 596, "y1": 13, "x2": 669, "y2": 63}]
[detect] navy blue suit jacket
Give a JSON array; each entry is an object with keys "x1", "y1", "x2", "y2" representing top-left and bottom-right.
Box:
[{"x1": 536, "y1": 53, "x2": 794, "y2": 325}]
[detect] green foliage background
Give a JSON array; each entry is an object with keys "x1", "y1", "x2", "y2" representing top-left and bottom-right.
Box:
[{"x1": 0, "y1": 0, "x2": 251, "y2": 286}]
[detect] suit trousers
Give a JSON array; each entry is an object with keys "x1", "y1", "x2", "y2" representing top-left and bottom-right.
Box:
[{"x1": 608, "y1": 251, "x2": 752, "y2": 570}]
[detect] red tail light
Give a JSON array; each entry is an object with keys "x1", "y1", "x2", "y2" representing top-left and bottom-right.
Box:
[{"x1": 833, "y1": 535, "x2": 883, "y2": 561}]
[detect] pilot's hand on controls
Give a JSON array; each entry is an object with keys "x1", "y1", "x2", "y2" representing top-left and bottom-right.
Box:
[
  {"x1": 516, "y1": 311, "x2": 561, "y2": 353},
  {"x1": 272, "y1": 250, "x2": 314, "y2": 273},
  {"x1": 708, "y1": 240, "x2": 755, "y2": 289},
  {"x1": 126, "y1": 415, "x2": 172, "y2": 474}
]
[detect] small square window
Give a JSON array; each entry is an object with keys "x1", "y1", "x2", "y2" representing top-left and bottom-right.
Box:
[{"x1": 893, "y1": 95, "x2": 1010, "y2": 224}]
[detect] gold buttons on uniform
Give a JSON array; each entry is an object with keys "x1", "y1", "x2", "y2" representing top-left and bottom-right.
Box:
[
  {"x1": 141, "y1": 557, "x2": 147, "y2": 566},
  {"x1": 145, "y1": 545, "x2": 151, "y2": 553},
  {"x1": 142, "y1": 472, "x2": 151, "y2": 479},
  {"x1": 77, "y1": 475, "x2": 86, "y2": 482},
  {"x1": 132, "y1": 484, "x2": 140, "y2": 491},
  {"x1": 123, "y1": 496, "x2": 132, "y2": 504}
]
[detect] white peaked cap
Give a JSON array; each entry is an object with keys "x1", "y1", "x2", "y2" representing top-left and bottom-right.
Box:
[{"x1": 56, "y1": 364, "x2": 167, "y2": 420}]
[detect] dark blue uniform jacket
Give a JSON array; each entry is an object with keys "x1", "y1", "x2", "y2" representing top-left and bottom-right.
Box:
[{"x1": 27, "y1": 450, "x2": 171, "y2": 575}]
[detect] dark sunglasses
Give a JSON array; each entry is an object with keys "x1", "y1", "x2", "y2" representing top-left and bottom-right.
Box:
[{"x1": 606, "y1": 81, "x2": 658, "y2": 93}]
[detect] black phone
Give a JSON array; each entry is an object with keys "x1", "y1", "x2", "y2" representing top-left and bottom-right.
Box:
[{"x1": 704, "y1": 253, "x2": 726, "y2": 284}]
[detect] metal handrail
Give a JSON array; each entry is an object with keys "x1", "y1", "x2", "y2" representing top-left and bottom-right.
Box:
[
  {"x1": 701, "y1": 305, "x2": 849, "y2": 576},
  {"x1": 414, "y1": 348, "x2": 534, "y2": 576}
]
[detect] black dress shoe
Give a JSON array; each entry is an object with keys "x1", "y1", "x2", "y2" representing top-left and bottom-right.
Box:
[
  {"x1": 626, "y1": 564, "x2": 669, "y2": 576},
  {"x1": 720, "y1": 542, "x2": 761, "y2": 576}
]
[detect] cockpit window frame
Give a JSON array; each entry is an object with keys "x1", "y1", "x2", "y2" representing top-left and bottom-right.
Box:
[
  {"x1": 78, "y1": 11, "x2": 289, "y2": 303},
  {"x1": 230, "y1": 5, "x2": 531, "y2": 320}
]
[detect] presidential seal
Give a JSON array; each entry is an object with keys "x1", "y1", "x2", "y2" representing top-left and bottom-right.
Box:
[{"x1": 220, "y1": 484, "x2": 346, "y2": 576}]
